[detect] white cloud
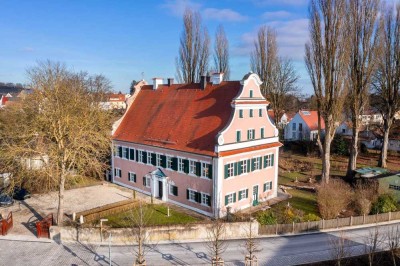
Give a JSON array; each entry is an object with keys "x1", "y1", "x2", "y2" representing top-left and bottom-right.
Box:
[
  {"x1": 203, "y1": 8, "x2": 248, "y2": 22},
  {"x1": 160, "y1": 0, "x2": 201, "y2": 17},
  {"x1": 233, "y1": 19, "x2": 309, "y2": 61},
  {"x1": 261, "y1": 11, "x2": 291, "y2": 20}
]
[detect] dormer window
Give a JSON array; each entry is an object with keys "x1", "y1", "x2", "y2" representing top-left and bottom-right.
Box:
[{"x1": 250, "y1": 90, "x2": 253, "y2": 98}]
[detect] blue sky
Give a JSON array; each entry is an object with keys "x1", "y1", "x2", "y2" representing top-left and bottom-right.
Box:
[{"x1": 1, "y1": 0, "x2": 314, "y2": 94}]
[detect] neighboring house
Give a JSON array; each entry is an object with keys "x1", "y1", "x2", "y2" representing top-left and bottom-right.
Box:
[
  {"x1": 336, "y1": 121, "x2": 353, "y2": 136},
  {"x1": 359, "y1": 109, "x2": 383, "y2": 125},
  {"x1": 111, "y1": 72, "x2": 281, "y2": 217},
  {"x1": 267, "y1": 110, "x2": 294, "y2": 129},
  {"x1": 284, "y1": 110, "x2": 325, "y2": 141},
  {"x1": 0, "y1": 86, "x2": 32, "y2": 108},
  {"x1": 99, "y1": 93, "x2": 129, "y2": 110}
]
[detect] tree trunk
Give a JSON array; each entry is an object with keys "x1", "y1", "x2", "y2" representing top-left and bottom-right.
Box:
[
  {"x1": 321, "y1": 127, "x2": 332, "y2": 184},
  {"x1": 379, "y1": 118, "x2": 391, "y2": 168},
  {"x1": 347, "y1": 123, "x2": 360, "y2": 178},
  {"x1": 57, "y1": 170, "x2": 66, "y2": 226}
]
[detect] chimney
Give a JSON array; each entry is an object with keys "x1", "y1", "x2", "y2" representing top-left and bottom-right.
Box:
[
  {"x1": 200, "y1": 75, "x2": 207, "y2": 90},
  {"x1": 152, "y1": 78, "x2": 163, "y2": 90},
  {"x1": 167, "y1": 78, "x2": 174, "y2": 86},
  {"x1": 211, "y1": 72, "x2": 224, "y2": 85}
]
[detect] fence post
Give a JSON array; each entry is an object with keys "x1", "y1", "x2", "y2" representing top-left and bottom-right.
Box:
[
  {"x1": 322, "y1": 219, "x2": 325, "y2": 230},
  {"x1": 389, "y1": 211, "x2": 391, "y2": 221},
  {"x1": 292, "y1": 222, "x2": 295, "y2": 234},
  {"x1": 307, "y1": 220, "x2": 310, "y2": 232},
  {"x1": 376, "y1": 213, "x2": 378, "y2": 224},
  {"x1": 275, "y1": 223, "x2": 278, "y2": 235},
  {"x1": 363, "y1": 214, "x2": 366, "y2": 224},
  {"x1": 337, "y1": 217, "x2": 339, "y2": 229},
  {"x1": 350, "y1": 216, "x2": 353, "y2": 226}
]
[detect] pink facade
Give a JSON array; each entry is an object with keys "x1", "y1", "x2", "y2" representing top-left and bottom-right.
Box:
[{"x1": 111, "y1": 73, "x2": 281, "y2": 217}]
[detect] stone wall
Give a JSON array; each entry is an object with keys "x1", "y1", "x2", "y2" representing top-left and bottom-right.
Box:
[{"x1": 50, "y1": 221, "x2": 258, "y2": 245}]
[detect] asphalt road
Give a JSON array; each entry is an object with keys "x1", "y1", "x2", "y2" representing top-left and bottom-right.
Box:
[{"x1": 0, "y1": 223, "x2": 399, "y2": 266}]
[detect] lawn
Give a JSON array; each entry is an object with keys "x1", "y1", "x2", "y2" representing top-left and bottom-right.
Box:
[
  {"x1": 103, "y1": 204, "x2": 201, "y2": 228},
  {"x1": 275, "y1": 188, "x2": 319, "y2": 217}
]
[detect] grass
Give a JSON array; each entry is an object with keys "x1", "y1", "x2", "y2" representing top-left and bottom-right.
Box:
[
  {"x1": 103, "y1": 204, "x2": 201, "y2": 228},
  {"x1": 277, "y1": 189, "x2": 319, "y2": 216}
]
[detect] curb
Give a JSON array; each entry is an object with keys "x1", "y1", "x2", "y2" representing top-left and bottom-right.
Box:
[{"x1": 0, "y1": 234, "x2": 53, "y2": 243}]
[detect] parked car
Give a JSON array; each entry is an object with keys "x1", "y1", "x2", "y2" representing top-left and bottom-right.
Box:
[
  {"x1": 13, "y1": 187, "x2": 31, "y2": 200},
  {"x1": 0, "y1": 194, "x2": 14, "y2": 206}
]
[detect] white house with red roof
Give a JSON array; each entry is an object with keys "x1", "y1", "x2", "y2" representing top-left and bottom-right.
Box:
[
  {"x1": 284, "y1": 110, "x2": 325, "y2": 141},
  {"x1": 111, "y1": 72, "x2": 281, "y2": 217}
]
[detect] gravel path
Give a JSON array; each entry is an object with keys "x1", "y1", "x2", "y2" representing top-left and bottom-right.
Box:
[{"x1": 0, "y1": 183, "x2": 137, "y2": 236}]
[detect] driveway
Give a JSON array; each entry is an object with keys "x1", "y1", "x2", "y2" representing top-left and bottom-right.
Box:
[{"x1": 0, "y1": 183, "x2": 135, "y2": 236}]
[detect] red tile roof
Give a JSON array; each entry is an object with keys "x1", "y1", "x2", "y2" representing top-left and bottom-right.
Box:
[
  {"x1": 113, "y1": 81, "x2": 242, "y2": 156},
  {"x1": 298, "y1": 110, "x2": 325, "y2": 131},
  {"x1": 108, "y1": 94, "x2": 126, "y2": 102}
]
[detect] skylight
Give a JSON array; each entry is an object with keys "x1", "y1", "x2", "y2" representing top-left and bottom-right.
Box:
[{"x1": 302, "y1": 111, "x2": 311, "y2": 115}]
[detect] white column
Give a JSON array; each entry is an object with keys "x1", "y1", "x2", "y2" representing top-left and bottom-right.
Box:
[{"x1": 162, "y1": 179, "x2": 168, "y2": 201}]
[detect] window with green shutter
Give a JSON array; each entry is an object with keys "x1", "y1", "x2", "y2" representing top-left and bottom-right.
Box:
[
  {"x1": 183, "y1": 159, "x2": 189, "y2": 173},
  {"x1": 142, "y1": 151, "x2": 147, "y2": 164},
  {"x1": 225, "y1": 195, "x2": 229, "y2": 205},
  {"x1": 237, "y1": 161, "x2": 243, "y2": 175},
  {"x1": 196, "y1": 162, "x2": 202, "y2": 176},
  {"x1": 118, "y1": 146, "x2": 122, "y2": 158},
  {"x1": 172, "y1": 157, "x2": 178, "y2": 171},
  {"x1": 239, "y1": 109, "x2": 243, "y2": 118},
  {"x1": 247, "y1": 159, "x2": 251, "y2": 172},
  {"x1": 234, "y1": 162, "x2": 238, "y2": 176},
  {"x1": 259, "y1": 108, "x2": 262, "y2": 117},
  {"x1": 236, "y1": 130, "x2": 241, "y2": 142},
  {"x1": 224, "y1": 164, "x2": 229, "y2": 179},
  {"x1": 261, "y1": 128, "x2": 265, "y2": 138},
  {"x1": 129, "y1": 148, "x2": 135, "y2": 161},
  {"x1": 249, "y1": 109, "x2": 253, "y2": 117},
  {"x1": 161, "y1": 155, "x2": 167, "y2": 168},
  {"x1": 271, "y1": 154, "x2": 275, "y2": 166},
  {"x1": 250, "y1": 90, "x2": 253, "y2": 98},
  {"x1": 208, "y1": 164, "x2": 213, "y2": 179}
]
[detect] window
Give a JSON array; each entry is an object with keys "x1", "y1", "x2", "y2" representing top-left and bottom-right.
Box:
[
  {"x1": 129, "y1": 148, "x2": 135, "y2": 161},
  {"x1": 249, "y1": 109, "x2": 253, "y2": 117},
  {"x1": 128, "y1": 172, "x2": 136, "y2": 183},
  {"x1": 263, "y1": 181, "x2": 272, "y2": 192},
  {"x1": 169, "y1": 184, "x2": 178, "y2": 196},
  {"x1": 143, "y1": 176, "x2": 151, "y2": 187},
  {"x1": 238, "y1": 189, "x2": 248, "y2": 201},
  {"x1": 241, "y1": 160, "x2": 248, "y2": 174},
  {"x1": 239, "y1": 109, "x2": 243, "y2": 118},
  {"x1": 389, "y1": 184, "x2": 400, "y2": 191},
  {"x1": 292, "y1": 123, "x2": 296, "y2": 131},
  {"x1": 248, "y1": 129, "x2": 255, "y2": 140},
  {"x1": 166, "y1": 156, "x2": 173, "y2": 169},
  {"x1": 138, "y1": 150, "x2": 144, "y2": 163},
  {"x1": 156, "y1": 154, "x2": 162, "y2": 167},
  {"x1": 292, "y1": 132, "x2": 296, "y2": 139},
  {"x1": 189, "y1": 160, "x2": 196, "y2": 175},
  {"x1": 250, "y1": 90, "x2": 253, "y2": 98},
  {"x1": 201, "y1": 193, "x2": 211, "y2": 206},
  {"x1": 188, "y1": 189, "x2": 197, "y2": 202},
  {"x1": 227, "y1": 163, "x2": 234, "y2": 178},
  {"x1": 114, "y1": 145, "x2": 119, "y2": 157},
  {"x1": 236, "y1": 130, "x2": 241, "y2": 142},
  {"x1": 259, "y1": 109, "x2": 262, "y2": 117},
  {"x1": 299, "y1": 123, "x2": 303, "y2": 132},
  {"x1": 254, "y1": 157, "x2": 260, "y2": 170},
  {"x1": 147, "y1": 152, "x2": 152, "y2": 165},
  {"x1": 178, "y1": 158, "x2": 185, "y2": 172},
  {"x1": 264, "y1": 154, "x2": 274, "y2": 168},
  {"x1": 122, "y1": 147, "x2": 129, "y2": 159},
  {"x1": 342, "y1": 128, "x2": 345, "y2": 134},
  {"x1": 261, "y1": 128, "x2": 265, "y2": 138},
  {"x1": 114, "y1": 168, "x2": 121, "y2": 178},
  {"x1": 225, "y1": 192, "x2": 236, "y2": 205},
  {"x1": 201, "y1": 162, "x2": 210, "y2": 178}
]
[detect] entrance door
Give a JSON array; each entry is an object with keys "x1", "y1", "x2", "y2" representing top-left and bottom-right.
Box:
[
  {"x1": 158, "y1": 180, "x2": 163, "y2": 199},
  {"x1": 252, "y1": 185, "x2": 259, "y2": 206}
]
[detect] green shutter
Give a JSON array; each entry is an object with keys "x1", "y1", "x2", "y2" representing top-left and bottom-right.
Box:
[
  {"x1": 173, "y1": 186, "x2": 178, "y2": 196},
  {"x1": 118, "y1": 146, "x2": 122, "y2": 157},
  {"x1": 161, "y1": 155, "x2": 166, "y2": 168},
  {"x1": 271, "y1": 154, "x2": 275, "y2": 166},
  {"x1": 196, "y1": 162, "x2": 201, "y2": 176},
  {"x1": 250, "y1": 109, "x2": 253, "y2": 117},
  {"x1": 239, "y1": 110, "x2": 243, "y2": 118},
  {"x1": 259, "y1": 108, "x2": 262, "y2": 117},
  {"x1": 134, "y1": 174, "x2": 136, "y2": 183},
  {"x1": 234, "y1": 162, "x2": 238, "y2": 176},
  {"x1": 238, "y1": 161, "x2": 243, "y2": 175},
  {"x1": 143, "y1": 151, "x2": 147, "y2": 164},
  {"x1": 246, "y1": 189, "x2": 249, "y2": 198},
  {"x1": 195, "y1": 192, "x2": 201, "y2": 203},
  {"x1": 207, "y1": 195, "x2": 211, "y2": 206},
  {"x1": 247, "y1": 130, "x2": 250, "y2": 140},
  {"x1": 263, "y1": 156, "x2": 267, "y2": 168},
  {"x1": 225, "y1": 195, "x2": 228, "y2": 205},
  {"x1": 136, "y1": 150, "x2": 139, "y2": 161},
  {"x1": 259, "y1": 157, "x2": 262, "y2": 168},
  {"x1": 253, "y1": 129, "x2": 256, "y2": 139},
  {"x1": 224, "y1": 164, "x2": 229, "y2": 179},
  {"x1": 208, "y1": 164, "x2": 213, "y2": 179},
  {"x1": 183, "y1": 159, "x2": 189, "y2": 174},
  {"x1": 251, "y1": 158, "x2": 255, "y2": 171},
  {"x1": 236, "y1": 131, "x2": 241, "y2": 142},
  {"x1": 238, "y1": 191, "x2": 242, "y2": 201},
  {"x1": 129, "y1": 148, "x2": 135, "y2": 160},
  {"x1": 261, "y1": 128, "x2": 264, "y2": 138},
  {"x1": 151, "y1": 153, "x2": 156, "y2": 166},
  {"x1": 247, "y1": 159, "x2": 251, "y2": 172},
  {"x1": 172, "y1": 157, "x2": 178, "y2": 171},
  {"x1": 143, "y1": 177, "x2": 146, "y2": 186},
  {"x1": 233, "y1": 192, "x2": 237, "y2": 202},
  {"x1": 263, "y1": 183, "x2": 266, "y2": 192},
  {"x1": 187, "y1": 189, "x2": 190, "y2": 200}
]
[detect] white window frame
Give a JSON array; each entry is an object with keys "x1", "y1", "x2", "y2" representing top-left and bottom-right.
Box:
[
  {"x1": 227, "y1": 162, "x2": 234, "y2": 178},
  {"x1": 169, "y1": 183, "x2": 178, "y2": 196},
  {"x1": 128, "y1": 172, "x2": 136, "y2": 182},
  {"x1": 226, "y1": 192, "x2": 235, "y2": 205},
  {"x1": 114, "y1": 167, "x2": 121, "y2": 178},
  {"x1": 114, "y1": 145, "x2": 120, "y2": 157},
  {"x1": 144, "y1": 176, "x2": 151, "y2": 188},
  {"x1": 201, "y1": 162, "x2": 209, "y2": 178},
  {"x1": 264, "y1": 181, "x2": 272, "y2": 191},
  {"x1": 188, "y1": 189, "x2": 197, "y2": 202},
  {"x1": 147, "y1": 152, "x2": 152, "y2": 165},
  {"x1": 239, "y1": 189, "x2": 247, "y2": 201},
  {"x1": 156, "y1": 153, "x2": 162, "y2": 167},
  {"x1": 189, "y1": 160, "x2": 196, "y2": 175},
  {"x1": 241, "y1": 159, "x2": 248, "y2": 174},
  {"x1": 166, "y1": 155, "x2": 173, "y2": 170},
  {"x1": 265, "y1": 154, "x2": 273, "y2": 168},
  {"x1": 254, "y1": 157, "x2": 260, "y2": 170},
  {"x1": 122, "y1": 147, "x2": 129, "y2": 159},
  {"x1": 248, "y1": 129, "x2": 254, "y2": 140},
  {"x1": 201, "y1": 192, "x2": 210, "y2": 206},
  {"x1": 178, "y1": 157, "x2": 185, "y2": 173}
]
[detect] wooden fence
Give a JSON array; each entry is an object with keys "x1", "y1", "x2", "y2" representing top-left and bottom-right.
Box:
[
  {"x1": 259, "y1": 211, "x2": 400, "y2": 235},
  {"x1": 0, "y1": 212, "x2": 13, "y2": 236}
]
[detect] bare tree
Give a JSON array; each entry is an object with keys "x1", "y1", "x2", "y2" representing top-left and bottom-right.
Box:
[
  {"x1": 329, "y1": 231, "x2": 352, "y2": 266},
  {"x1": 386, "y1": 225, "x2": 400, "y2": 266},
  {"x1": 176, "y1": 9, "x2": 210, "y2": 83},
  {"x1": 251, "y1": 26, "x2": 278, "y2": 97},
  {"x1": 0, "y1": 61, "x2": 111, "y2": 225},
  {"x1": 317, "y1": 179, "x2": 352, "y2": 219},
  {"x1": 243, "y1": 218, "x2": 261, "y2": 266},
  {"x1": 372, "y1": 3, "x2": 400, "y2": 168},
  {"x1": 364, "y1": 226, "x2": 383, "y2": 266},
  {"x1": 345, "y1": 0, "x2": 380, "y2": 178},
  {"x1": 129, "y1": 200, "x2": 154, "y2": 265},
  {"x1": 205, "y1": 219, "x2": 228, "y2": 265},
  {"x1": 305, "y1": 0, "x2": 349, "y2": 183},
  {"x1": 213, "y1": 25, "x2": 230, "y2": 80}
]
